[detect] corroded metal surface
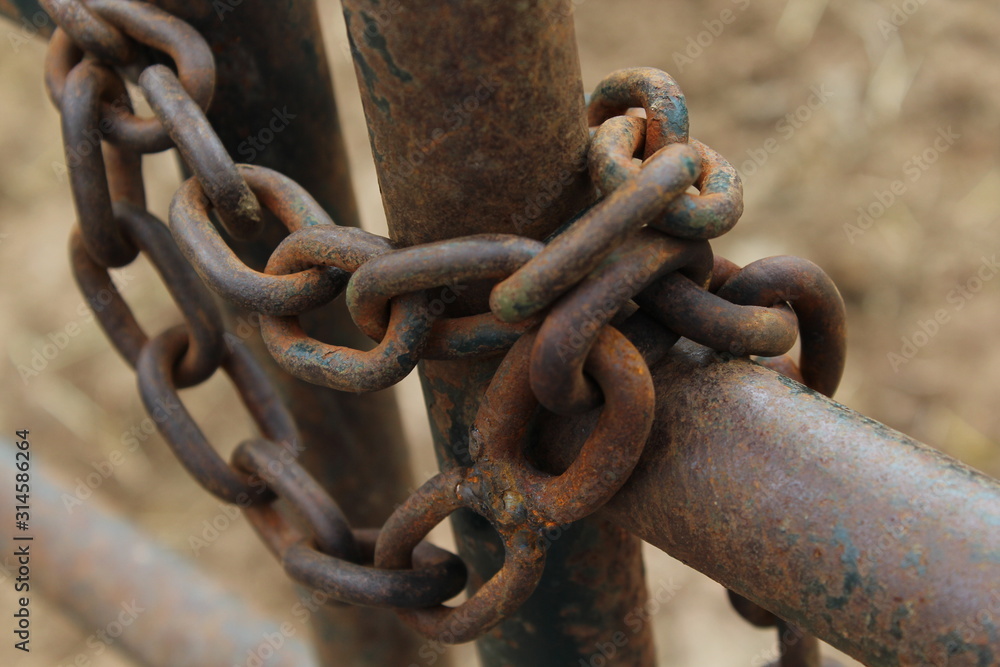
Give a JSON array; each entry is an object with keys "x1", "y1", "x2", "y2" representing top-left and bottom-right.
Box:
[
  {"x1": 577, "y1": 341, "x2": 1000, "y2": 666},
  {"x1": 373, "y1": 330, "x2": 655, "y2": 641},
  {"x1": 231, "y1": 440, "x2": 468, "y2": 610},
  {"x1": 530, "y1": 228, "x2": 712, "y2": 414},
  {"x1": 169, "y1": 165, "x2": 350, "y2": 316},
  {"x1": 490, "y1": 142, "x2": 701, "y2": 323},
  {"x1": 716, "y1": 255, "x2": 847, "y2": 398},
  {"x1": 340, "y1": 0, "x2": 593, "y2": 248},
  {"x1": 140, "y1": 63, "x2": 263, "y2": 238},
  {"x1": 339, "y1": 1, "x2": 658, "y2": 664},
  {"x1": 416, "y1": 357, "x2": 657, "y2": 665},
  {"x1": 589, "y1": 113, "x2": 743, "y2": 238},
  {"x1": 260, "y1": 225, "x2": 434, "y2": 393}
]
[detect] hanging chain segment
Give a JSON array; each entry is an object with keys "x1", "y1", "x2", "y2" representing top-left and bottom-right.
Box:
[
  {"x1": 43, "y1": 0, "x2": 466, "y2": 613},
  {"x1": 40, "y1": 0, "x2": 846, "y2": 656}
]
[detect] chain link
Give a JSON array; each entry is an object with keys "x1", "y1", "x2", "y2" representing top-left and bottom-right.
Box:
[
  {"x1": 141, "y1": 64, "x2": 263, "y2": 238},
  {"x1": 39, "y1": 0, "x2": 847, "y2": 652},
  {"x1": 170, "y1": 164, "x2": 347, "y2": 315},
  {"x1": 490, "y1": 141, "x2": 701, "y2": 323},
  {"x1": 70, "y1": 203, "x2": 224, "y2": 387}
]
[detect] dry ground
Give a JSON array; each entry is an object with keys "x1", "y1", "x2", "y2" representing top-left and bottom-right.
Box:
[{"x1": 1, "y1": 0, "x2": 998, "y2": 665}]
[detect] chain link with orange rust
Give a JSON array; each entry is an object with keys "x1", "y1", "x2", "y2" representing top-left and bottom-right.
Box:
[{"x1": 41, "y1": 0, "x2": 846, "y2": 651}]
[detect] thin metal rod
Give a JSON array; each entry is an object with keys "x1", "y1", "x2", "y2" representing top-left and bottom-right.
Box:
[
  {"x1": 538, "y1": 340, "x2": 1000, "y2": 666},
  {"x1": 339, "y1": 1, "x2": 656, "y2": 664},
  {"x1": 0, "y1": 440, "x2": 319, "y2": 667}
]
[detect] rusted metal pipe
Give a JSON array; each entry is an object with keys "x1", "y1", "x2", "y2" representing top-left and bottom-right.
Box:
[
  {"x1": 340, "y1": 1, "x2": 655, "y2": 664},
  {"x1": 0, "y1": 440, "x2": 319, "y2": 667},
  {"x1": 339, "y1": 0, "x2": 593, "y2": 248},
  {"x1": 540, "y1": 340, "x2": 1000, "y2": 667}
]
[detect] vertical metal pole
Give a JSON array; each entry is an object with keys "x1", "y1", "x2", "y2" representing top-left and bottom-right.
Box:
[
  {"x1": 141, "y1": 2, "x2": 426, "y2": 664},
  {"x1": 340, "y1": 2, "x2": 656, "y2": 664}
]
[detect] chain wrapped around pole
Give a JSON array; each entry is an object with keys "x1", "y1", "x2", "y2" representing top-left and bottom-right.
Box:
[{"x1": 36, "y1": 0, "x2": 850, "y2": 662}]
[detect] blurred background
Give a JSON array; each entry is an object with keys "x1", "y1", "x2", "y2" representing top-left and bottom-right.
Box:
[{"x1": 2, "y1": 0, "x2": 999, "y2": 664}]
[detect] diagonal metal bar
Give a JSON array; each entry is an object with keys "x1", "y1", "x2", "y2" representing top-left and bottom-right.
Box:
[{"x1": 0, "y1": 440, "x2": 320, "y2": 667}]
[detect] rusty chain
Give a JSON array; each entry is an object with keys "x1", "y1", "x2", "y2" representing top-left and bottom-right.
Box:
[{"x1": 41, "y1": 0, "x2": 846, "y2": 657}]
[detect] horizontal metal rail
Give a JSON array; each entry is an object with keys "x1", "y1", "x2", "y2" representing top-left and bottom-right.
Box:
[{"x1": 540, "y1": 340, "x2": 1000, "y2": 666}]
